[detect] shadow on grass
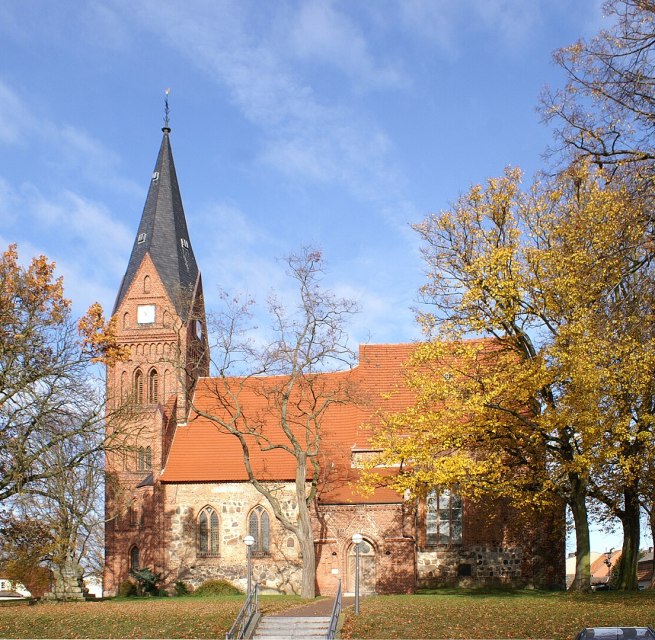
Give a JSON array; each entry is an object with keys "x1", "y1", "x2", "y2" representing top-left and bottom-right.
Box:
[
  {"x1": 415, "y1": 587, "x2": 567, "y2": 598},
  {"x1": 415, "y1": 587, "x2": 654, "y2": 600}
]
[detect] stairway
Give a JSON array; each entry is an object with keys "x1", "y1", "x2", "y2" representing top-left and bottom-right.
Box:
[{"x1": 252, "y1": 615, "x2": 331, "y2": 639}]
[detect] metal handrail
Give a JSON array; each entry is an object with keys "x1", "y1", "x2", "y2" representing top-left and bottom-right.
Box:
[
  {"x1": 326, "y1": 578, "x2": 342, "y2": 639},
  {"x1": 226, "y1": 584, "x2": 259, "y2": 640}
]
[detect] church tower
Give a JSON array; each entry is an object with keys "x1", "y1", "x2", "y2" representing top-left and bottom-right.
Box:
[{"x1": 104, "y1": 124, "x2": 209, "y2": 595}]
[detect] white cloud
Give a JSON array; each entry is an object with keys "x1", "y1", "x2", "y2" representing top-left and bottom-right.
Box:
[
  {"x1": 0, "y1": 177, "x2": 20, "y2": 225},
  {"x1": 397, "y1": 0, "x2": 545, "y2": 54},
  {"x1": 289, "y1": 0, "x2": 406, "y2": 90},
  {"x1": 0, "y1": 80, "x2": 36, "y2": 145},
  {"x1": 115, "y1": 0, "x2": 406, "y2": 206},
  {"x1": 51, "y1": 125, "x2": 141, "y2": 196}
]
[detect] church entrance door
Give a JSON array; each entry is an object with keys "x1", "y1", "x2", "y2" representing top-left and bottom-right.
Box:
[{"x1": 347, "y1": 539, "x2": 376, "y2": 594}]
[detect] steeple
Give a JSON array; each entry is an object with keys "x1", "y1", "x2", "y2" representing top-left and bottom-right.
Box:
[{"x1": 113, "y1": 127, "x2": 199, "y2": 321}]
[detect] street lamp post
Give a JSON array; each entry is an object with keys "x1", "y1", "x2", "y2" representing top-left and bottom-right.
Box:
[
  {"x1": 604, "y1": 548, "x2": 614, "y2": 590},
  {"x1": 244, "y1": 535, "x2": 255, "y2": 597},
  {"x1": 351, "y1": 533, "x2": 363, "y2": 615}
]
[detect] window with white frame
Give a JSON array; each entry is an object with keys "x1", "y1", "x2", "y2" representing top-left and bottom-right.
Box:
[{"x1": 426, "y1": 488, "x2": 462, "y2": 546}]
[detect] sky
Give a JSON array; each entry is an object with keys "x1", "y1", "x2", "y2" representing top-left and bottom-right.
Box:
[{"x1": 1, "y1": 0, "x2": 636, "y2": 553}]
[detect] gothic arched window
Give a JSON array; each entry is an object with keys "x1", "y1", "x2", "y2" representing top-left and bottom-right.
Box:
[
  {"x1": 148, "y1": 369, "x2": 158, "y2": 403},
  {"x1": 136, "y1": 446, "x2": 152, "y2": 471},
  {"x1": 133, "y1": 369, "x2": 143, "y2": 404},
  {"x1": 248, "y1": 505, "x2": 270, "y2": 556},
  {"x1": 129, "y1": 546, "x2": 139, "y2": 572},
  {"x1": 197, "y1": 506, "x2": 220, "y2": 557},
  {"x1": 144, "y1": 275, "x2": 151, "y2": 293}
]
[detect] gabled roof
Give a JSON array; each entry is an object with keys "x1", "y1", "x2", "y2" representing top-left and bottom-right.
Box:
[
  {"x1": 159, "y1": 343, "x2": 419, "y2": 503},
  {"x1": 113, "y1": 127, "x2": 199, "y2": 321}
]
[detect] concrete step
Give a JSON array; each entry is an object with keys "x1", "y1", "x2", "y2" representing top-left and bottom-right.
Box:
[{"x1": 253, "y1": 615, "x2": 331, "y2": 639}]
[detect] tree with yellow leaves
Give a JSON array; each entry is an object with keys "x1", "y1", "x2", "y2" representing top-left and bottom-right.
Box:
[
  {"x1": 366, "y1": 164, "x2": 655, "y2": 591},
  {"x1": 0, "y1": 244, "x2": 127, "y2": 585}
]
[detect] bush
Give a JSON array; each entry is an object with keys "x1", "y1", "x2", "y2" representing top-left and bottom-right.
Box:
[
  {"x1": 175, "y1": 581, "x2": 192, "y2": 596},
  {"x1": 130, "y1": 568, "x2": 160, "y2": 596},
  {"x1": 118, "y1": 580, "x2": 137, "y2": 597},
  {"x1": 193, "y1": 579, "x2": 242, "y2": 596}
]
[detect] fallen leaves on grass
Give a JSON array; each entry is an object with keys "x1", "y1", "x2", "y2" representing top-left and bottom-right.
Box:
[
  {"x1": 0, "y1": 595, "x2": 303, "y2": 639},
  {"x1": 341, "y1": 590, "x2": 655, "y2": 640}
]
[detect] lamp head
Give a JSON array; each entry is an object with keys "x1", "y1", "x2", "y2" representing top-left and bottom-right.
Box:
[
  {"x1": 244, "y1": 535, "x2": 255, "y2": 547},
  {"x1": 351, "y1": 533, "x2": 363, "y2": 545}
]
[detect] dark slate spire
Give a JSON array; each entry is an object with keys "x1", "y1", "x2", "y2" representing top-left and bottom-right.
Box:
[{"x1": 113, "y1": 127, "x2": 199, "y2": 321}]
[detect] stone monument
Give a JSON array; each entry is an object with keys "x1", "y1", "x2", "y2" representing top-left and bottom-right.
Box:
[{"x1": 42, "y1": 557, "x2": 94, "y2": 601}]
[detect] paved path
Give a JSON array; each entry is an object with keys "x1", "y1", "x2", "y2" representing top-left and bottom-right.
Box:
[
  {"x1": 269, "y1": 595, "x2": 355, "y2": 617},
  {"x1": 253, "y1": 595, "x2": 356, "y2": 638}
]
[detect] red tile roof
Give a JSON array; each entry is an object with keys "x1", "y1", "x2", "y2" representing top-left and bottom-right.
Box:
[{"x1": 159, "y1": 342, "x2": 474, "y2": 503}]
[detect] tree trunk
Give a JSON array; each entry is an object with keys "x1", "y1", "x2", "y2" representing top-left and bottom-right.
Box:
[
  {"x1": 569, "y1": 475, "x2": 592, "y2": 592},
  {"x1": 295, "y1": 455, "x2": 316, "y2": 599},
  {"x1": 614, "y1": 486, "x2": 640, "y2": 591},
  {"x1": 649, "y1": 505, "x2": 655, "y2": 590}
]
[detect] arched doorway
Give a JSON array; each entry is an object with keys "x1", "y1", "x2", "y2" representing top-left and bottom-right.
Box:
[{"x1": 347, "y1": 539, "x2": 376, "y2": 594}]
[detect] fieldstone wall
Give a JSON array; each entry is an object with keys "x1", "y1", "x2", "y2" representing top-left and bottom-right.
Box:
[
  {"x1": 417, "y1": 545, "x2": 523, "y2": 587},
  {"x1": 163, "y1": 482, "x2": 302, "y2": 594}
]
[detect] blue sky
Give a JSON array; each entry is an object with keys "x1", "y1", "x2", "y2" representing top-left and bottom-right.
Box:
[{"x1": 2, "y1": 0, "x2": 633, "y2": 552}]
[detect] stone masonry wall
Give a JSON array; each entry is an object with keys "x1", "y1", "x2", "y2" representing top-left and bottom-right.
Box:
[
  {"x1": 417, "y1": 546, "x2": 523, "y2": 587},
  {"x1": 163, "y1": 482, "x2": 302, "y2": 594}
]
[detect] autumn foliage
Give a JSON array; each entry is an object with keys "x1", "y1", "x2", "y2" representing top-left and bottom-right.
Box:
[
  {"x1": 365, "y1": 164, "x2": 655, "y2": 591},
  {"x1": 0, "y1": 244, "x2": 127, "y2": 584}
]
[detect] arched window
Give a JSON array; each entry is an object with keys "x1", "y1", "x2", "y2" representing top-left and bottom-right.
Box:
[
  {"x1": 197, "y1": 506, "x2": 220, "y2": 557},
  {"x1": 144, "y1": 275, "x2": 151, "y2": 293},
  {"x1": 136, "y1": 446, "x2": 152, "y2": 471},
  {"x1": 248, "y1": 505, "x2": 270, "y2": 556},
  {"x1": 133, "y1": 369, "x2": 143, "y2": 404},
  {"x1": 426, "y1": 488, "x2": 462, "y2": 546},
  {"x1": 129, "y1": 546, "x2": 139, "y2": 572},
  {"x1": 148, "y1": 369, "x2": 158, "y2": 403},
  {"x1": 123, "y1": 312, "x2": 129, "y2": 329},
  {"x1": 120, "y1": 371, "x2": 127, "y2": 398}
]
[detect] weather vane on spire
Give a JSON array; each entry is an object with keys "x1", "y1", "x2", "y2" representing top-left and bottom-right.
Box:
[{"x1": 164, "y1": 88, "x2": 171, "y2": 129}]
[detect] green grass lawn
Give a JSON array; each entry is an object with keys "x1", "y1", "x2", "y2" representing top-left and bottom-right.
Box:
[
  {"x1": 0, "y1": 594, "x2": 303, "y2": 639},
  {"x1": 341, "y1": 590, "x2": 655, "y2": 640},
  {"x1": 0, "y1": 590, "x2": 654, "y2": 639}
]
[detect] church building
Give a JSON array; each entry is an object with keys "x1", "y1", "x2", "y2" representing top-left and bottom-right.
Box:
[{"x1": 103, "y1": 125, "x2": 565, "y2": 597}]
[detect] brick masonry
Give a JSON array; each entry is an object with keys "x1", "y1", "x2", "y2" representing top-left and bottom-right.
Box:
[{"x1": 104, "y1": 157, "x2": 566, "y2": 596}]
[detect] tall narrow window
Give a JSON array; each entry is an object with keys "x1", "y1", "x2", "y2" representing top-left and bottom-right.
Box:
[
  {"x1": 134, "y1": 369, "x2": 143, "y2": 403},
  {"x1": 136, "y1": 446, "x2": 151, "y2": 471},
  {"x1": 148, "y1": 369, "x2": 158, "y2": 403},
  {"x1": 197, "y1": 506, "x2": 220, "y2": 556},
  {"x1": 129, "y1": 546, "x2": 139, "y2": 571},
  {"x1": 248, "y1": 506, "x2": 270, "y2": 555},
  {"x1": 144, "y1": 275, "x2": 151, "y2": 293},
  {"x1": 426, "y1": 489, "x2": 462, "y2": 546}
]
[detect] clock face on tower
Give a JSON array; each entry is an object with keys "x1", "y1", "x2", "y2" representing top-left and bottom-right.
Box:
[{"x1": 137, "y1": 304, "x2": 156, "y2": 324}]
